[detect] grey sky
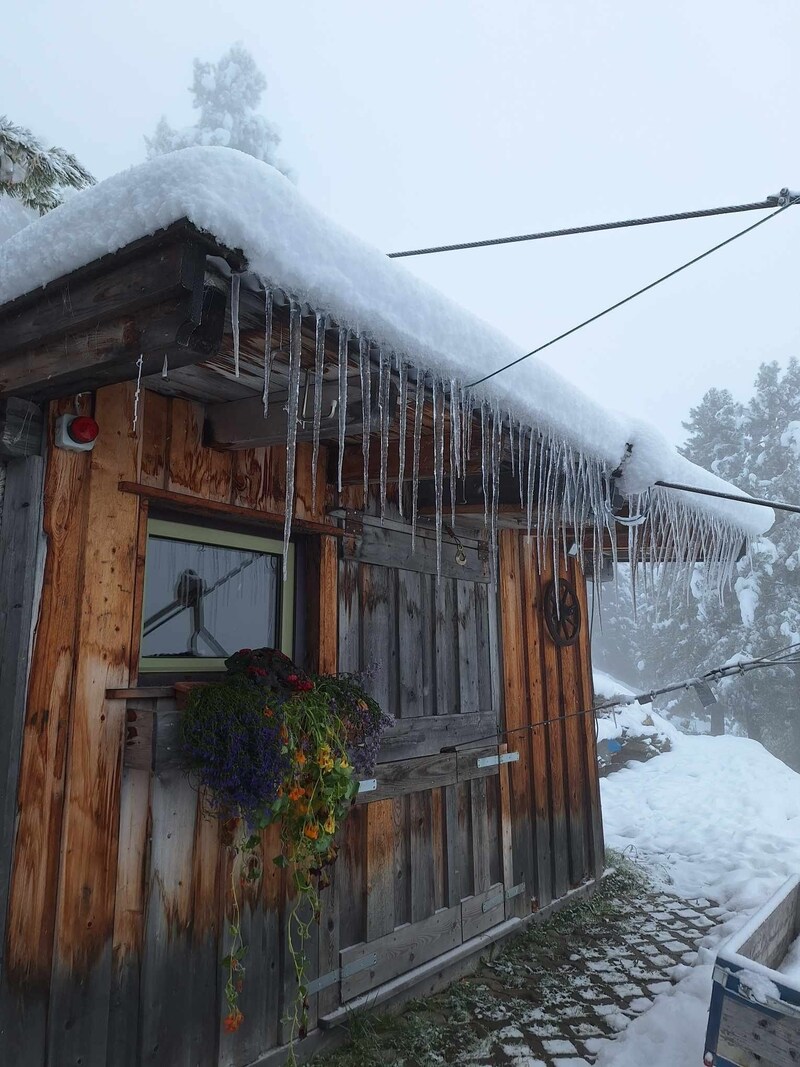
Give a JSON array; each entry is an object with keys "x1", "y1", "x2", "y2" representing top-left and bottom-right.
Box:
[{"x1": 3, "y1": 0, "x2": 799, "y2": 445}]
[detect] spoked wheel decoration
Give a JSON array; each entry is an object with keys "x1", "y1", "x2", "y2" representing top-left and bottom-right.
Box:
[{"x1": 543, "y1": 578, "x2": 582, "y2": 647}]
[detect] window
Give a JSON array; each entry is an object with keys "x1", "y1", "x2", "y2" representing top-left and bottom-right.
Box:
[{"x1": 140, "y1": 519, "x2": 294, "y2": 673}]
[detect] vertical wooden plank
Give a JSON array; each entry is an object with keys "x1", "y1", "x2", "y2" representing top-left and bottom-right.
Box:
[
  {"x1": 366, "y1": 800, "x2": 396, "y2": 941},
  {"x1": 1, "y1": 397, "x2": 91, "y2": 1067},
  {"x1": 434, "y1": 577, "x2": 459, "y2": 717},
  {"x1": 538, "y1": 551, "x2": 569, "y2": 901},
  {"x1": 444, "y1": 786, "x2": 461, "y2": 908},
  {"x1": 138, "y1": 390, "x2": 169, "y2": 489},
  {"x1": 470, "y1": 778, "x2": 491, "y2": 894},
  {"x1": 520, "y1": 537, "x2": 553, "y2": 909},
  {"x1": 421, "y1": 574, "x2": 436, "y2": 718},
  {"x1": 393, "y1": 795, "x2": 411, "y2": 925},
  {"x1": 558, "y1": 558, "x2": 590, "y2": 886},
  {"x1": 186, "y1": 804, "x2": 221, "y2": 1065},
  {"x1": 361, "y1": 564, "x2": 397, "y2": 716},
  {"x1": 0, "y1": 455, "x2": 45, "y2": 961},
  {"x1": 107, "y1": 764, "x2": 151, "y2": 1067},
  {"x1": 573, "y1": 561, "x2": 605, "y2": 881},
  {"x1": 497, "y1": 531, "x2": 534, "y2": 897},
  {"x1": 139, "y1": 772, "x2": 201, "y2": 1067},
  {"x1": 474, "y1": 581, "x2": 493, "y2": 716},
  {"x1": 47, "y1": 382, "x2": 142, "y2": 1067},
  {"x1": 397, "y1": 569, "x2": 425, "y2": 718},
  {"x1": 167, "y1": 397, "x2": 232, "y2": 502},
  {"x1": 498, "y1": 759, "x2": 521, "y2": 918},
  {"x1": 430, "y1": 787, "x2": 445, "y2": 911},
  {"x1": 456, "y1": 579, "x2": 480, "y2": 714},
  {"x1": 338, "y1": 558, "x2": 361, "y2": 675},
  {"x1": 410, "y1": 791, "x2": 435, "y2": 923},
  {"x1": 456, "y1": 781, "x2": 474, "y2": 899}
]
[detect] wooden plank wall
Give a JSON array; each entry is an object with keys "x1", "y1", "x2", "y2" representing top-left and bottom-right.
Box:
[
  {"x1": 0, "y1": 387, "x2": 335, "y2": 1067},
  {"x1": 1, "y1": 384, "x2": 603, "y2": 1067},
  {"x1": 498, "y1": 530, "x2": 603, "y2": 911}
]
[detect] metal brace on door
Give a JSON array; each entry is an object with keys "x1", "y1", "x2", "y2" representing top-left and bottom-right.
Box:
[
  {"x1": 481, "y1": 882, "x2": 526, "y2": 913},
  {"x1": 305, "y1": 952, "x2": 378, "y2": 996},
  {"x1": 476, "y1": 751, "x2": 519, "y2": 770}
]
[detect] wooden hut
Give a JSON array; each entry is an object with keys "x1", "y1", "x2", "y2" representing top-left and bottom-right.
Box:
[{"x1": 0, "y1": 148, "x2": 771, "y2": 1066}]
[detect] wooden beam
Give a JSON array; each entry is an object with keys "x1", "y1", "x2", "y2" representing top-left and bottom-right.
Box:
[
  {"x1": 0, "y1": 238, "x2": 210, "y2": 360},
  {"x1": 0, "y1": 286, "x2": 226, "y2": 401},
  {"x1": 118, "y1": 480, "x2": 344, "y2": 537},
  {"x1": 337, "y1": 437, "x2": 485, "y2": 485},
  {"x1": 205, "y1": 384, "x2": 374, "y2": 451},
  {"x1": 0, "y1": 456, "x2": 46, "y2": 972}
]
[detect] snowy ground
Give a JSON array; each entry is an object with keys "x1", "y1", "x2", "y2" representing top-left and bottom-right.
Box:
[{"x1": 592, "y1": 732, "x2": 800, "y2": 1066}]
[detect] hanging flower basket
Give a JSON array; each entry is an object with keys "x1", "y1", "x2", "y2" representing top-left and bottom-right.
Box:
[{"x1": 178, "y1": 647, "x2": 391, "y2": 1048}]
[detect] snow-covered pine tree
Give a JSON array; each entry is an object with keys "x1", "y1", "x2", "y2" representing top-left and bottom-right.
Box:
[
  {"x1": 145, "y1": 43, "x2": 292, "y2": 178},
  {"x1": 0, "y1": 116, "x2": 94, "y2": 214},
  {"x1": 592, "y1": 361, "x2": 800, "y2": 769}
]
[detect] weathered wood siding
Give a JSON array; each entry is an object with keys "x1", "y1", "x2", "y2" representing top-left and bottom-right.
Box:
[{"x1": 1, "y1": 386, "x2": 603, "y2": 1066}]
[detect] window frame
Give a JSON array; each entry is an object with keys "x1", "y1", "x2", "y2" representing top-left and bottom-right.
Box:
[{"x1": 139, "y1": 517, "x2": 295, "y2": 674}]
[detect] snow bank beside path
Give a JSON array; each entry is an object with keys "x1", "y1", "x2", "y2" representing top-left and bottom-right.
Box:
[{"x1": 594, "y1": 734, "x2": 800, "y2": 1066}]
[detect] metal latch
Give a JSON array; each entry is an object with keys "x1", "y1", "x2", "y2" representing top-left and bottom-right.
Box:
[
  {"x1": 358, "y1": 778, "x2": 377, "y2": 793},
  {"x1": 476, "y1": 751, "x2": 519, "y2": 769}
]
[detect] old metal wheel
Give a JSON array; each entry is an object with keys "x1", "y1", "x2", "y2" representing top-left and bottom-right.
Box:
[{"x1": 543, "y1": 578, "x2": 581, "y2": 647}]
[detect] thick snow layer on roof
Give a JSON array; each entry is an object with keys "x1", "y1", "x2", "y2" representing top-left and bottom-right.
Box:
[{"x1": 0, "y1": 147, "x2": 772, "y2": 536}]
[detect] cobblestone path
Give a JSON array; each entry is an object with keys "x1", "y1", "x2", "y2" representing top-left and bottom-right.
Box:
[{"x1": 317, "y1": 867, "x2": 723, "y2": 1067}]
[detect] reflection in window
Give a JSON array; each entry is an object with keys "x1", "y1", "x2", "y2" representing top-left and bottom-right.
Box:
[{"x1": 141, "y1": 527, "x2": 282, "y2": 666}]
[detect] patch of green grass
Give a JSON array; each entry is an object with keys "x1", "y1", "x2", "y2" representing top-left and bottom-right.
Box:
[{"x1": 314, "y1": 851, "x2": 650, "y2": 1066}]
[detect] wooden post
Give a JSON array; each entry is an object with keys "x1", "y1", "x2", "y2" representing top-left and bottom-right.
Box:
[{"x1": 0, "y1": 454, "x2": 46, "y2": 963}]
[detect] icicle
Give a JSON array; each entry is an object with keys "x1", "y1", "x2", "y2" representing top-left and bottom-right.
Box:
[
  {"x1": 311, "y1": 312, "x2": 326, "y2": 515},
  {"x1": 262, "y1": 288, "x2": 274, "y2": 416},
  {"x1": 397, "y1": 359, "x2": 408, "y2": 516},
  {"x1": 282, "y1": 300, "x2": 302, "y2": 579},
  {"x1": 518, "y1": 423, "x2": 526, "y2": 509},
  {"x1": 463, "y1": 390, "x2": 474, "y2": 476},
  {"x1": 526, "y1": 430, "x2": 536, "y2": 535},
  {"x1": 411, "y1": 371, "x2": 425, "y2": 552},
  {"x1": 359, "y1": 336, "x2": 371, "y2": 504},
  {"x1": 509, "y1": 416, "x2": 516, "y2": 480},
  {"x1": 432, "y1": 378, "x2": 445, "y2": 580},
  {"x1": 489, "y1": 405, "x2": 502, "y2": 582},
  {"x1": 161, "y1": 354, "x2": 169, "y2": 381},
  {"x1": 378, "y1": 348, "x2": 392, "y2": 521},
  {"x1": 480, "y1": 402, "x2": 490, "y2": 534},
  {"x1": 132, "y1": 353, "x2": 144, "y2": 433},
  {"x1": 337, "y1": 327, "x2": 349, "y2": 493},
  {"x1": 231, "y1": 273, "x2": 241, "y2": 378}
]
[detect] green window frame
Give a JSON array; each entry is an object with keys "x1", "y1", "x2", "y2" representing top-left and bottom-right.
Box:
[{"x1": 140, "y1": 518, "x2": 295, "y2": 673}]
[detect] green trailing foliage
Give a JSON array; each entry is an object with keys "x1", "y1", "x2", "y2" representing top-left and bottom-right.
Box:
[{"x1": 0, "y1": 116, "x2": 94, "y2": 214}]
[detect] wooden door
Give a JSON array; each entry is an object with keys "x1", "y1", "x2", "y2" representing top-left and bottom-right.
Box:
[{"x1": 320, "y1": 513, "x2": 522, "y2": 1007}]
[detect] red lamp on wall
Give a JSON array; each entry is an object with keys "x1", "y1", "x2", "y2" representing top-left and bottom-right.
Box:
[{"x1": 55, "y1": 413, "x2": 100, "y2": 452}]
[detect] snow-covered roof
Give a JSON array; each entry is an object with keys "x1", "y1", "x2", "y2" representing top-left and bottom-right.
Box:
[{"x1": 0, "y1": 147, "x2": 773, "y2": 546}]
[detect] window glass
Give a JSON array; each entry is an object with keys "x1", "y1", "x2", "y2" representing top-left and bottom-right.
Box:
[{"x1": 140, "y1": 520, "x2": 292, "y2": 671}]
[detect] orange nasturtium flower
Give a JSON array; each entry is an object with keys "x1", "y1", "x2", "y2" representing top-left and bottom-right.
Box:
[
  {"x1": 263, "y1": 706, "x2": 274, "y2": 718},
  {"x1": 279, "y1": 724, "x2": 289, "y2": 743},
  {"x1": 288, "y1": 785, "x2": 305, "y2": 802},
  {"x1": 295, "y1": 750, "x2": 307, "y2": 766},
  {"x1": 323, "y1": 813, "x2": 336, "y2": 835},
  {"x1": 224, "y1": 1010, "x2": 244, "y2": 1033},
  {"x1": 304, "y1": 822, "x2": 320, "y2": 840},
  {"x1": 317, "y1": 744, "x2": 334, "y2": 772}
]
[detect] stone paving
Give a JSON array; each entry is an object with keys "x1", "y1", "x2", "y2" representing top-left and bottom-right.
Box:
[
  {"x1": 318, "y1": 870, "x2": 724, "y2": 1067},
  {"x1": 457, "y1": 889, "x2": 720, "y2": 1065}
]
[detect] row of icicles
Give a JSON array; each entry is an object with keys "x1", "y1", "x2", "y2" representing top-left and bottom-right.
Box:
[{"x1": 219, "y1": 278, "x2": 747, "y2": 595}]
